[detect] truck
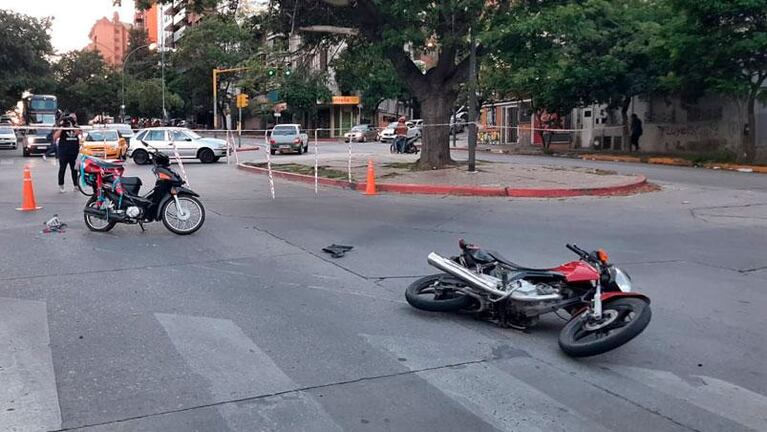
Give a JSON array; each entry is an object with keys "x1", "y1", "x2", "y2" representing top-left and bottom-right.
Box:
[
  {"x1": 268, "y1": 124, "x2": 309, "y2": 155},
  {"x1": 20, "y1": 94, "x2": 58, "y2": 157}
]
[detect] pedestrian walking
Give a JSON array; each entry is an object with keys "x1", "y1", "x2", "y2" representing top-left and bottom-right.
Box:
[
  {"x1": 52, "y1": 114, "x2": 82, "y2": 193},
  {"x1": 395, "y1": 116, "x2": 408, "y2": 153},
  {"x1": 630, "y1": 113, "x2": 643, "y2": 152}
]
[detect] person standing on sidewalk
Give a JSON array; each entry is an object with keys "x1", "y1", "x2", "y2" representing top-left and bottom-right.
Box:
[
  {"x1": 630, "y1": 113, "x2": 643, "y2": 152},
  {"x1": 52, "y1": 114, "x2": 82, "y2": 193},
  {"x1": 395, "y1": 116, "x2": 408, "y2": 153}
]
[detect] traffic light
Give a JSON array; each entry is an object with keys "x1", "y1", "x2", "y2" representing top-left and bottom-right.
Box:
[
  {"x1": 284, "y1": 69, "x2": 292, "y2": 77},
  {"x1": 236, "y1": 93, "x2": 249, "y2": 108},
  {"x1": 268, "y1": 68, "x2": 276, "y2": 77}
]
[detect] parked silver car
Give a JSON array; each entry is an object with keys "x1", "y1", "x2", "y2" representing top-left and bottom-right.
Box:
[
  {"x1": 0, "y1": 126, "x2": 17, "y2": 150},
  {"x1": 128, "y1": 127, "x2": 227, "y2": 164}
]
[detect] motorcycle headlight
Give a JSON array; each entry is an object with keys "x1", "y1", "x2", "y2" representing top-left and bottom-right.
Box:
[{"x1": 612, "y1": 267, "x2": 632, "y2": 292}]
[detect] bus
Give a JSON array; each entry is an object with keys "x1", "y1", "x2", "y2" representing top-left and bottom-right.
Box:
[{"x1": 20, "y1": 94, "x2": 58, "y2": 156}]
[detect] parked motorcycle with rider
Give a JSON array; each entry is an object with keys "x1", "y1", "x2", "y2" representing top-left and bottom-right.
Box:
[
  {"x1": 79, "y1": 141, "x2": 205, "y2": 235},
  {"x1": 406, "y1": 240, "x2": 651, "y2": 357}
]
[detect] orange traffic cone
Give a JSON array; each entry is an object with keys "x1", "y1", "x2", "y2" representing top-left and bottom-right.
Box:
[
  {"x1": 363, "y1": 159, "x2": 377, "y2": 196},
  {"x1": 17, "y1": 166, "x2": 42, "y2": 211}
]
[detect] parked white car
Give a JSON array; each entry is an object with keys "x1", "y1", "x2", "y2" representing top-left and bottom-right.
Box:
[
  {"x1": 128, "y1": 127, "x2": 227, "y2": 164},
  {"x1": 0, "y1": 126, "x2": 17, "y2": 150},
  {"x1": 378, "y1": 122, "x2": 421, "y2": 143}
]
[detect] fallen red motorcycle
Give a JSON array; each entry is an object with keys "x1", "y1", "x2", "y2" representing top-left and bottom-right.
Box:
[{"x1": 406, "y1": 240, "x2": 651, "y2": 357}]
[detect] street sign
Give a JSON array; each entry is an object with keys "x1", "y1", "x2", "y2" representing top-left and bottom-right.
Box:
[
  {"x1": 274, "y1": 112, "x2": 281, "y2": 118},
  {"x1": 332, "y1": 96, "x2": 361, "y2": 105}
]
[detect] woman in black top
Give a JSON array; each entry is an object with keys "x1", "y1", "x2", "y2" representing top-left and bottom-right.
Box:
[{"x1": 52, "y1": 115, "x2": 82, "y2": 193}]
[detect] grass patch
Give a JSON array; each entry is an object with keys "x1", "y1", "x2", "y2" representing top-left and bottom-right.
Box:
[
  {"x1": 382, "y1": 162, "x2": 418, "y2": 170},
  {"x1": 250, "y1": 163, "x2": 349, "y2": 180},
  {"x1": 683, "y1": 150, "x2": 737, "y2": 165}
]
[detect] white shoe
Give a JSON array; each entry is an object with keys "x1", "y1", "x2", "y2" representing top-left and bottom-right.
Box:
[
  {"x1": 58, "y1": 185, "x2": 66, "y2": 193},
  {"x1": 72, "y1": 185, "x2": 78, "y2": 192},
  {"x1": 42, "y1": 154, "x2": 47, "y2": 161}
]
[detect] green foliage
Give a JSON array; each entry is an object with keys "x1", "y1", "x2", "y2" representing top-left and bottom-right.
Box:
[
  {"x1": 484, "y1": 0, "x2": 673, "y2": 115},
  {"x1": 0, "y1": 10, "x2": 55, "y2": 110},
  {"x1": 171, "y1": 14, "x2": 255, "y2": 122},
  {"x1": 124, "y1": 27, "x2": 160, "y2": 80},
  {"x1": 332, "y1": 41, "x2": 410, "y2": 119},
  {"x1": 54, "y1": 50, "x2": 122, "y2": 120},
  {"x1": 125, "y1": 78, "x2": 184, "y2": 118},
  {"x1": 278, "y1": 69, "x2": 332, "y2": 120}
]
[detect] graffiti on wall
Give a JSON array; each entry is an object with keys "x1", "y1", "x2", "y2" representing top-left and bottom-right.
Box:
[{"x1": 656, "y1": 125, "x2": 720, "y2": 137}]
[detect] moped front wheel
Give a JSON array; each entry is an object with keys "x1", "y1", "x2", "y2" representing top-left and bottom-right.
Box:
[
  {"x1": 558, "y1": 297, "x2": 651, "y2": 357},
  {"x1": 161, "y1": 195, "x2": 205, "y2": 235},
  {"x1": 83, "y1": 196, "x2": 116, "y2": 232}
]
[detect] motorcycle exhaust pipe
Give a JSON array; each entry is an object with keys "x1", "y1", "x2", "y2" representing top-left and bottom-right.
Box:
[
  {"x1": 427, "y1": 252, "x2": 506, "y2": 297},
  {"x1": 83, "y1": 207, "x2": 108, "y2": 220},
  {"x1": 83, "y1": 207, "x2": 127, "y2": 222}
]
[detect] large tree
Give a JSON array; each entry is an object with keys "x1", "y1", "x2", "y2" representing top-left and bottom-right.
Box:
[
  {"x1": 666, "y1": 0, "x2": 767, "y2": 162},
  {"x1": 171, "y1": 14, "x2": 256, "y2": 126},
  {"x1": 484, "y1": 0, "x2": 673, "y2": 149},
  {"x1": 144, "y1": 0, "x2": 493, "y2": 169},
  {"x1": 332, "y1": 41, "x2": 410, "y2": 122},
  {"x1": 0, "y1": 10, "x2": 55, "y2": 111},
  {"x1": 54, "y1": 50, "x2": 122, "y2": 121}
]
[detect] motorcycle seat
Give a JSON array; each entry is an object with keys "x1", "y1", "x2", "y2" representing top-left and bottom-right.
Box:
[
  {"x1": 119, "y1": 176, "x2": 143, "y2": 195},
  {"x1": 486, "y1": 250, "x2": 555, "y2": 272}
]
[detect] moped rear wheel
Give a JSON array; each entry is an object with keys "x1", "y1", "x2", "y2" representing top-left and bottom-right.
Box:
[
  {"x1": 83, "y1": 196, "x2": 116, "y2": 232},
  {"x1": 558, "y1": 297, "x2": 651, "y2": 357},
  {"x1": 405, "y1": 274, "x2": 474, "y2": 312}
]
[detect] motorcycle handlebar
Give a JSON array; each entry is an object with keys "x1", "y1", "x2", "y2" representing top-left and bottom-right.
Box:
[{"x1": 567, "y1": 244, "x2": 594, "y2": 261}]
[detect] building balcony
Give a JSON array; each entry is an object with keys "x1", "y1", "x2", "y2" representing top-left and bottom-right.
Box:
[{"x1": 164, "y1": 1, "x2": 183, "y2": 16}]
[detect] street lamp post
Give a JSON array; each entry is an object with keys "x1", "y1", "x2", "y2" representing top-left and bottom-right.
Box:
[{"x1": 121, "y1": 43, "x2": 157, "y2": 123}]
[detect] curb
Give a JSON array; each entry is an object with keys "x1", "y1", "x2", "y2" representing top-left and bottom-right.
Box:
[
  {"x1": 235, "y1": 146, "x2": 260, "y2": 153},
  {"x1": 445, "y1": 147, "x2": 767, "y2": 174},
  {"x1": 237, "y1": 163, "x2": 648, "y2": 198}
]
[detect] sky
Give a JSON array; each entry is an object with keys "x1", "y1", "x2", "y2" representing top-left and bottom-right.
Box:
[{"x1": 0, "y1": 0, "x2": 137, "y2": 54}]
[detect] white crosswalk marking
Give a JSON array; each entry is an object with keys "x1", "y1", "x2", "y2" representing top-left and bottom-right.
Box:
[
  {"x1": 608, "y1": 365, "x2": 767, "y2": 432},
  {"x1": 155, "y1": 313, "x2": 342, "y2": 432},
  {"x1": 0, "y1": 297, "x2": 61, "y2": 432},
  {"x1": 364, "y1": 334, "x2": 609, "y2": 432},
  {"x1": 417, "y1": 363, "x2": 614, "y2": 432}
]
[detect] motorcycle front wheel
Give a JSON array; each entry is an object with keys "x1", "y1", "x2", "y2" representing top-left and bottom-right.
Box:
[
  {"x1": 558, "y1": 297, "x2": 651, "y2": 357},
  {"x1": 161, "y1": 195, "x2": 205, "y2": 235},
  {"x1": 405, "y1": 274, "x2": 474, "y2": 312}
]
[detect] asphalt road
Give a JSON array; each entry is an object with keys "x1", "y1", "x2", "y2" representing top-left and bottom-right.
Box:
[{"x1": 1, "y1": 144, "x2": 766, "y2": 432}]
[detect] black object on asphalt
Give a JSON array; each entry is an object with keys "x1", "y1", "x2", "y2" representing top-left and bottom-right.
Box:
[{"x1": 322, "y1": 244, "x2": 354, "y2": 258}]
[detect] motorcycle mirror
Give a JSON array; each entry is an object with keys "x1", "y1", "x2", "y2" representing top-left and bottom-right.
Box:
[{"x1": 458, "y1": 239, "x2": 466, "y2": 249}]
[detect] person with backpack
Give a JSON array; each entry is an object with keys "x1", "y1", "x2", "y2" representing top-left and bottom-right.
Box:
[{"x1": 52, "y1": 114, "x2": 82, "y2": 192}]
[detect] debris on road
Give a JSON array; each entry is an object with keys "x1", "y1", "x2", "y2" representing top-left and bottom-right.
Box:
[
  {"x1": 42, "y1": 214, "x2": 67, "y2": 233},
  {"x1": 322, "y1": 244, "x2": 354, "y2": 258}
]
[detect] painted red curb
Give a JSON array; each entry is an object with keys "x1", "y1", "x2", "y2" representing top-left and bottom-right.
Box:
[{"x1": 237, "y1": 163, "x2": 648, "y2": 197}]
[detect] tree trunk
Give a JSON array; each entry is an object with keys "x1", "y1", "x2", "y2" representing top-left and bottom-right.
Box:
[
  {"x1": 417, "y1": 90, "x2": 456, "y2": 169},
  {"x1": 741, "y1": 92, "x2": 757, "y2": 162},
  {"x1": 621, "y1": 95, "x2": 631, "y2": 152}
]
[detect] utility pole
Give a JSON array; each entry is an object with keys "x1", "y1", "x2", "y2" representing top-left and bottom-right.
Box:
[{"x1": 467, "y1": 28, "x2": 478, "y2": 173}]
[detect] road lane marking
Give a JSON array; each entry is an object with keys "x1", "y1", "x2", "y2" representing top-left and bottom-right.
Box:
[
  {"x1": 156, "y1": 313, "x2": 342, "y2": 431},
  {"x1": 608, "y1": 365, "x2": 767, "y2": 432},
  {"x1": 0, "y1": 297, "x2": 61, "y2": 432}
]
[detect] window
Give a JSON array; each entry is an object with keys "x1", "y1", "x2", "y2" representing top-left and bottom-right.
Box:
[
  {"x1": 87, "y1": 130, "x2": 119, "y2": 141},
  {"x1": 146, "y1": 130, "x2": 166, "y2": 141},
  {"x1": 171, "y1": 130, "x2": 189, "y2": 141},
  {"x1": 487, "y1": 107, "x2": 496, "y2": 126}
]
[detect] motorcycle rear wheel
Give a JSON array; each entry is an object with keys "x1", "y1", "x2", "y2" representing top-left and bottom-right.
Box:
[
  {"x1": 405, "y1": 274, "x2": 474, "y2": 312},
  {"x1": 83, "y1": 196, "x2": 116, "y2": 232},
  {"x1": 558, "y1": 297, "x2": 651, "y2": 357}
]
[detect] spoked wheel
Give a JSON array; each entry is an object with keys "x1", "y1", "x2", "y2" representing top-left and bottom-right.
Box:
[
  {"x1": 558, "y1": 297, "x2": 651, "y2": 357},
  {"x1": 83, "y1": 196, "x2": 116, "y2": 232},
  {"x1": 161, "y1": 195, "x2": 205, "y2": 235},
  {"x1": 75, "y1": 172, "x2": 95, "y2": 197},
  {"x1": 405, "y1": 273, "x2": 474, "y2": 312}
]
